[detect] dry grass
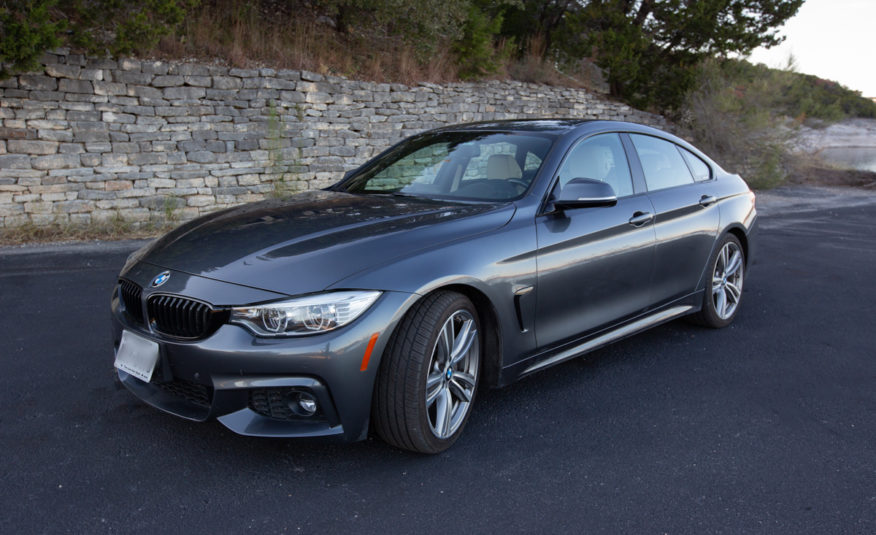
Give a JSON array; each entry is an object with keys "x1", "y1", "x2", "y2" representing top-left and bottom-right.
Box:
[
  {"x1": 150, "y1": 1, "x2": 597, "y2": 86},
  {"x1": 153, "y1": 0, "x2": 460, "y2": 83},
  {"x1": 0, "y1": 219, "x2": 174, "y2": 246}
]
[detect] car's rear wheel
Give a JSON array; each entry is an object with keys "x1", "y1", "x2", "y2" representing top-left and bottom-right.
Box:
[
  {"x1": 372, "y1": 291, "x2": 481, "y2": 454},
  {"x1": 692, "y1": 234, "x2": 745, "y2": 328}
]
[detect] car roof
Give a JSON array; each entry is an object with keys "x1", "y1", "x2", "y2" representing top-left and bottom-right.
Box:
[
  {"x1": 429, "y1": 119, "x2": 667, "y2": 137},
  {"x1": 423, "y1": 119, "x2": 717, "y2": 170}
]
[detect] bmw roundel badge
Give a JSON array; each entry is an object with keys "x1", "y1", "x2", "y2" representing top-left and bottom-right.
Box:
[{"x1": 151, "y1": 271, "x2": 171, "y2": 287}]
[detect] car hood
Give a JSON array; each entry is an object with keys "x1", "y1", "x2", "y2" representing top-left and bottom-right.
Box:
[{"x1": 136, "y1": 190, "x2": 514, "y2": 296}]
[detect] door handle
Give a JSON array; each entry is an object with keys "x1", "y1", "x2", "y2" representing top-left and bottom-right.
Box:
[
  {"x1": 628, "y1": 211, "x2": 654, "y2": 226},
  {"x1": 699, "y1": 195, "x2": 717, "y2": 207}
]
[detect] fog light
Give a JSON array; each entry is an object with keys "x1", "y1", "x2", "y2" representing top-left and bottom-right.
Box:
[{"x1": 296, "y1": 392, "x2": 318, "y2": 416}]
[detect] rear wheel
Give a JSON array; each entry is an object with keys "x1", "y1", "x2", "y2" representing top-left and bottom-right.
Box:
[
  {"x1": 692, "y1": 234, "x2": 745, "y2": 328},
  {"x1": 372, "y1": 291, "x2": 481, "y2": 454}
]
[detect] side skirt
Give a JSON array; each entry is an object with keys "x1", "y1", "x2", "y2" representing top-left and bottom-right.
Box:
[{"x1": 500, "y1": 295, "x2": 701, "y2": 384}]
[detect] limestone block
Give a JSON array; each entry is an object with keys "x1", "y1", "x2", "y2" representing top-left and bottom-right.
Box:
[
  {"x1": 32, "y1": 153, "x2": 80, "y2": 170},
  {"x1": 8, "y1": 140, "x2": 58, "y2": 154},
  {"x1": 59, "y1": 79, "x2": 94, "y2": 94},
  {"x1": 187, "y1": 151, "x2": 217, "y2": 163},
  {"x1": 93, "y1": 81, "x2": 127, "y2": 96},
  {"x1": 152, "y1": 75, "x2": 184, "y2": 87},
  {"x1": 19, "y1": 75, "x2": 57, "y2": 91},
  {"x1": 37, "y1": 129, "x2": 73, "y2": 142},
  {"x1": 0, "y1": 154, "x2": 32, "y2": 168},
  {"x1": 163, "y1": 86, "x2": 206, "y2": 100},
  {"x1": 184, "y1": 76, "x2": 212, "y2": 87}
]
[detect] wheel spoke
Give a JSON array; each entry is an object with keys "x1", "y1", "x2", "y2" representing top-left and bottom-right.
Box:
[
  {"x1": 450, "y1": 319, "x2": 477, "y2": 365},
  {"x1": 725, "y1": 251, "x2": 743, "y2": 277},
  {"x1": 426, "y1": 373, "x2": 444, "y2": 406},
  {"x1": 448, "y1": 378, "x2": 472, "y2": 403},
  {"x1": 712, "y1": 277, "x2": 723, "y2": 292},
  {"x1": 435, "y1": 388, "x2": 453, "y2": 437},
  {"x1": 715, "y1": 288, "x2": 727, "y2": 317},
  {"x1": 439, "y1": 321, "x2": 453, "y2": 364},
  {"x1": 453, "y1": 371, "x2": 476, "y2": 389},
  {"x1": 725, "y1": 281, "x2": 741, "y2": 302}
]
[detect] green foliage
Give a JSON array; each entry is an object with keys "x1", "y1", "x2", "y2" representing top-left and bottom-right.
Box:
[
  {"x1": 453, "y1": 3, "x2": 509, "y2": 79},
  {"x1": 560, "y1": 0, "x2": 804, "y2": 111},
  {"x1": 315, "y1": 0, "x2": 471, "y2": 57},
  {"x1": 682, "y1": 58, "x2": 796, "y2": 189},
  {"x1": 698, "y1": 59, "x2": 876, "y2": 122},
  {"x1": 68, "y1": 0, "x2": 198, "y2": 56},
  {"x1": 0, "y1": 0, "x2": 197, "y2": 78},
  {"x1": 0, "y1": 0, "x2": 64, "y2": 78}
]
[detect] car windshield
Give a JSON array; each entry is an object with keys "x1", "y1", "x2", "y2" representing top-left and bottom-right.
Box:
[{"x1": 339, "y1": 131, "x2": 556, "y2": 201}]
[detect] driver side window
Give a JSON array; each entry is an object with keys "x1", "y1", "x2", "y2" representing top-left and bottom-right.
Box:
[{"x1": 558, "y1": 134, "x2": 633, "y2": 197}]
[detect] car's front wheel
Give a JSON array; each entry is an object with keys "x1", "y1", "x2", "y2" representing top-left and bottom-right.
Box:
[
  {"x1": 692, "y1": 234, "x2": 745, "y2": 328},
  {"x1": 372, "y1": 291, "x2": 481, "y2": 454}
]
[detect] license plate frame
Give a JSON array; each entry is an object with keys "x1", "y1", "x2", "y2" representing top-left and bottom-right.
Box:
[{"x1": 114, "y1": 330, "x2": 160, "y2": 383}]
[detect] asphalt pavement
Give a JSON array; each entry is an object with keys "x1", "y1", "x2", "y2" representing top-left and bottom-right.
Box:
[{"x1": 1, "y1": 187, "x2": 874, "y2": 533}]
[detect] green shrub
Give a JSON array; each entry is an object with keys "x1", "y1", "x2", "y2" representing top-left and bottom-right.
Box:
[
  {"x1": 0, "y1": 0, "x2": 64, "y2": 78},
  {"x1": 0, "y1": 0, "x2": 198, "y2": 78},
  {"x1": 68, "y1": 0, "x2": 199, "y2": 57}
]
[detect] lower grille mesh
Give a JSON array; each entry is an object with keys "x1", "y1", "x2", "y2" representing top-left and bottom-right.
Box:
[
  {"x1": 249, "y1": 389, "x2": 298, "y2": 420},
  {"x1": 154, "y1": 378, "x2": 212, "y2": 408}
]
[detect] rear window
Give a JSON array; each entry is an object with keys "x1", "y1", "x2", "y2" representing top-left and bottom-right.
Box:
[
  {"x1": 630, "y1": 134, "x2": 694, "y2": 191},
  {"x1": 680, "y1": 147, "x2": 712, "y2": 182}
]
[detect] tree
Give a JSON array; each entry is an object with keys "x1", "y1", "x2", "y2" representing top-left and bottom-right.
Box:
[
  {"x1": 498, "y1": 0, "x2": 576, "y2": 54},
  {"x1": 559, "y1": 0, "x2": 804, "y2": 110}
]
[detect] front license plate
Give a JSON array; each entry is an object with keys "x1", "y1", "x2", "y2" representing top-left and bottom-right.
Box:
[{"x1": 114, "y1": 330, "x2": 160, "y2": 383}]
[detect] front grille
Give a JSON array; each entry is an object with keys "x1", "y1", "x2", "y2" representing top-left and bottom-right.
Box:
[
  {"x1": 147, "y1": 294, "x2": 227, "y2": 339},
  {"x1": 154, "y1": 378, "x2": 212, "y2": 408},
  {"x1": 119, "y1": 279, "x2": 144, "y2": 324}
]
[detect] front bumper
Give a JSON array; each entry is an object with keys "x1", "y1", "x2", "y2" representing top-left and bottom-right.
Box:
[{"x1": 110, "y1": 269, "x2": 413, "y2": 442}]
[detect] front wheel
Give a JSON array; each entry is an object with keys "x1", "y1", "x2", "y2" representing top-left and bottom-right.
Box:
[
  {"x1": 692, "y1": 234, "x2": 745, "y2": 328},
  {"x1": 372, "y1": 291, "x2": 481, "y2": 454}
]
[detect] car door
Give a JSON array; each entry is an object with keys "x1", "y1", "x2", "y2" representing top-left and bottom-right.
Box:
[
  {"x1": 627, "y1": 134, "x2": 720, "y2": 307},
  {"x1": 534, "y1": 133, "x2": 657, "y2": 348}
]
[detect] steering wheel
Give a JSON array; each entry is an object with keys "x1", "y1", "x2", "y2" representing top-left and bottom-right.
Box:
[{"x1": 508, "y1": 179, "x2": 529, "y2": 193}]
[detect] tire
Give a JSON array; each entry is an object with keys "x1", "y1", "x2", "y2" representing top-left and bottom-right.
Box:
[
  {"x1": 372, "y1": 291, "x2": 481, "y2": 454},
  {"x1": 691, "y1": 234, "x2": 745, "y2": 328}
]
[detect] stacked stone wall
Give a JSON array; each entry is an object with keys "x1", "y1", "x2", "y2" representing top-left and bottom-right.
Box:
[{"x1": 0, "y1": 51, "x2": 667, "y2": 227}]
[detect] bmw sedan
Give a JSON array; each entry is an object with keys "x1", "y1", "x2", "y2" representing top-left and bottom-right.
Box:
[{"x1": 111, "y1": 119, "x2": 756, "y2": 453}]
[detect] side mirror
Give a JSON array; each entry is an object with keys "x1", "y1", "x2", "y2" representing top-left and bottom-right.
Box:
[{"x1": 554, "y1": 178, "x2": 617, "y2": 210}]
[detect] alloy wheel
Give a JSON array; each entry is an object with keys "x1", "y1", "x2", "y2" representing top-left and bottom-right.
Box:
[
  {"x1": 425, "y1": 310, "x2": 479, "y2": 439},
  {"x1": 712, "y1": 241, "x2": 744, "y2": 320}
]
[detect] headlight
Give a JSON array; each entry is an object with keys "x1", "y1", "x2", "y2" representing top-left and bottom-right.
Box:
[{"x1": 230, "y1": 291, "x2": 381, "y2": 337}]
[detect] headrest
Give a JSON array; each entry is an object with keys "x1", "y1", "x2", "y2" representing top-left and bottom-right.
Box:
[{"x1": 486, "y1": 154, "x2": 522, "y2": 180}]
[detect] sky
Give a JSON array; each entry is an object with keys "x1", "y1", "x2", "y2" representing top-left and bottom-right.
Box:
[{"x1": 747, "y1": 0, "x2": 876, "y2": 97}]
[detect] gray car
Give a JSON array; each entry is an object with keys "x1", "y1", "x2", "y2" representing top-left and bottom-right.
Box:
[{"x1": 111, "y1": 119, "x2": 756, "y2": 453}]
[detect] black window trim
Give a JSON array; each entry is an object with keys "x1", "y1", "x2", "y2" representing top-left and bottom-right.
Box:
[{"x1": 676, "y1": 145, "x2": 714, "y2": 183}]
